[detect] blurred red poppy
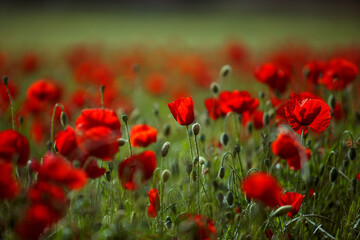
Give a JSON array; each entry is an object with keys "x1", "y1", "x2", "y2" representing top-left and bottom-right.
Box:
[
  {"x1": 0, "y1": 80, "x2": 18, "y2": 112},
  {"x1": 242, "y1": 110, "x2": 264, "y2": 130},
  {"x1": 28, "y1": 181, "x2": 67, "y2": 207},
  {"x1": 168, "y1": 97, "x2": 194, "y2": 126},
  {"x1": 219, "y1": 90, "x2": 259, "y2": 115},
  {"x1": 241, "y1": 172, "x2": 283, "y2": 208},
  {"x1": 280, "y1": 192, "x2": 305, "y2": 217},
  {"x1": 254, "y1": 63, "x2": 291, "y2": 94},
  {"x1": 21, "y1": 52, "x2": 40, "y2": 74},
  {"x1": 204, "y1": 97, "x2": 222, "y2": 120},
  {"x1": 321, "y1": 58, "x2": 358, "y2": 90},
  {"x1": 31, "y1": 152, "x2": 88, "y2": 190},
  {"x1": 130, "y1": 124, "x2": 157, "y2": 147},
  {"x1": 285, "y1": 98, "x2": 331, "y2": 134},
  {"x1": 26, "y1": 79, "x2": 62, "y2": 103},
  {"x1": 303, "y1": 60, "x2": 327, "y2": 85},
  {"x1": 0, "y1": 129, "x2": 29, "y2": 166},
  {"x1": 144, "y1": 73, "x2": 166, "y2": 95},
  {"x1": 74, "y1": 60, "x2": 115, "y2": 87},
  {"x1": 75, "y1": 108, "x2": 121, "y2": 160},
  {"x1": 0, "y1": 161, "x2": 20, "y2": 199},
  {"x1": 147, "y1": 188, "x2": 160, "y2": 218},
  {"x1": 271, "y1": 129, "x2": 311, "y2": 170},
  {"x1": 178, "y1": 213, "x2": 217, "y2": 240},
  {"x1": 55, "y1": 126, "x2": 88, "y2": 162},
  {"x1": 118, "y1": 151, "x2": 157, "y2": 191}
]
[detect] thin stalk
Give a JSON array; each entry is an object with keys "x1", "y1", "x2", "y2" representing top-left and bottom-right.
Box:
[
  {"x1": 194, "y1": 134, "x2": 200, "y2": 213},
  {"x1": 50, "y1": 103, "x2": 64, "y2": 152},
  {"x1": 186, "y1": 125, "x2": 194, "y2": 159},
  {"x1": 4, "y1": 82, "x2": 15, "y2": 130},
  {"x1": 124, "y1": 122, "x2": 132, "y2": 156}
]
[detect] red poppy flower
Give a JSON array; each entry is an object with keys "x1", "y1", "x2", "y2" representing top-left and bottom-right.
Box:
[
  {"x1": 74, "y1": 60, "x2": 115, "y2": 86},
  {"x1": 242, "y1": 110, "x2": 264, "y2": 130},
  {"x1": 254, "y1": 63, "x2": 291, "y2": 93},
  {"x1": 265, "y1": 229, "x2": 273, "y2": 240},
  {"x1": 27, "y1": 181, "x2": 67, "y2": 207},
  {"x1": 168, "y1": 97, "x2": 194, "y2": 126},
  {"x1": 55, "y1": 126, "x2": 88, "y2": 162},
  {"x1": 279, "y1": 192, "x2": 305, "y2": 217},
  {"x1": 144, "y1": 73, "x2": 166, "y2": 95},
  {"x1": 321, "y1": 58, "x2": 358, "y2": 90},
  {"x1": 0, "y1": 129, "x2": 29, "y2": 166},
  {"x1": 30, "y1": 120, "x2": 46, "y2": 143},
  {"x1": 147, "y1": 188, "x2": 160, "y2": 218},
  {"x1": 31, "y1": 152, "x2": 87, "y2": 190},
  {"x1": 26, "y1": 79, "x2": 61, "y2": 102},
  {"x1": 84, "y1": 158, "x2": 106, "y2": 178},
  {"x1": 0, "y1": 80, "x2": 18, "y2": 111},
  {"x1": 289, "y1": 92, "x2": 320, "y2": 100},
  {"x1": 285, "y1": 98, "x2": 331, "y2": 134},
  {"x1": 0, "y1": 161, "x2": 20, "y2": 199},
  {"x1": 309, "y1": 189, "x2": 315, "y2": 198},
  {"x1": 130, "y1": 124, "x2": 157, "y2": 147},
  {"x1": 333, "y1": 102, "x2": 346, "y2": 121},
  {"x1": 16, "y1": 203, "x2": 63, "y2": 240},
  {"x1": 204, "y1": 97, "x2": 222, "y2": 120},
  {"x1": 303, "y1": 60, "x2": 327, "y2": 85},
  {"x1": 219, "y1": 90, "x2": 259, "y2": 115},
  {"x1": 21, "y1": 52, "x2": 40, "y2": 74},
  {"x1": 178, "y1": 213, "x2": 217, "y2": 240},
  {"x1": 241, "y1": 172, "x2": 283, "y2": 208},
  {"x1": 75, "y1": 108, "x2": 121, "y2": 160},
  {"x1": 271, "y1": 129, "x2": 311, "y2": 170},
  {"x1": 118, "y1": 151, "x2": 157, "y2": 191},
  {"x1": 357, "y1": 173, "x2": 360, "y2": 182}
]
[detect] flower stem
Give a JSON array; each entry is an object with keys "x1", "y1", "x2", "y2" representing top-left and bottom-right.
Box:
[
  {"x1": 186, "y1": 125, "x2": 194, "y2": 159},
  {"x1": 124, "y1": 122, "x2": 132, "y2": 156},
  {"x1": 50, "y1": 103, "x2": 64, "y2": 152},
  {"x1": 4, "y1": 83, "x2": 15, "y2": 130}
]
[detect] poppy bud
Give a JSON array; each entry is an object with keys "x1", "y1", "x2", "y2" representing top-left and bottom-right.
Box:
[
  {"x1": 192, "y1": 170, "x2": 197, "y2": 182},
  {"x1": 193, "y1": 156, "x2": 199, "y2": 165},
  {"x1": 247, "y1": 122, "x2": 253, "y2": 134},
  {"x1": 171, "y1": 205, "x2": 176, "y2": 214},
  {"x1": 220, "y1": 133, "x2": 229, "y2": 146},
  {"x1": 117, "y1": 138, "x2": 127, "y2": 146},
  {"x1": 259, "y1": 91, "x2": 265, "y2": 99},
  {"x1": 163, "y1": 124, "x2": 171, "y2": 137},
  {"x1": 108, "y1": 161, "x2": 114, "y2": 171},
  {"x1": 263, "y1": 113, "x2": 270, "y2": 126},
  {"x1": 186, "y1": 163, "x2": 193, "y2": 174},
  {"x1": 60, "y1": 111, "x2": 67, "y2": 128},
  {"x1": 306, "y1": 140, "x2": 311, "y2": 148},
  {"x1": 330, "y1": 167, "x2": 338, "y2": 182},
  {"x1": 218, "y1": 167, "x2": 225, "y2": 179},
  {"x1": 225, "y1": 211, "x2": 233, "y2": 220},
  {"x1": 352, "y1": 177, "x2": 357, "y2": 190},
  {"x1": 264, "y1": 158, "x2": 271, "y2": 168},
  {"x1": 319, "y1": 163, "x2": 325, "y2": 176},
  {"x1": 348, "y1": 147, "x2": 356, "y2": 161},
  {"x1": 2, "y1": 76, "x2": 8, "y2": 86},
  {"x1": 19, "y1": 116, "x2": 24, "y2": 125},
  {"x1": 192, "y1": 123, "x2": 200, "y2": 136},
  {"x1": 165, "y1": 216, "x2": 172, "y2": 229},
  {"x1": 226, "y1": 191, "x2": 234, "y2": 206},
  {"x1": 328, "y1": 94, "x2": 336, "y2": 110},
  {"x1": 161, "y1": 169, "x2": 171, "y2": 183},
  {"x1": 199, "y1": 156, "x2": 205, "y2": 165},
  {"x1": 100, "y1": 85, "x2": 105, "y2": 94},
  {"x1": 313, "y1": 176, "x2": 319, "y2": 187},
  {"x1": 213, "y1": 180, "x2": 219, "y2": 190},
  {"x1": 220, "y1": 64, "x2": 232, "y2": 78},
  {"x1": 106, "y1": 170, "x2": 111, "y2": 182},
  {"x1": 199, "y1": 133, "x2": 205, "y2": 142},
  {"x1": 153, "y1": 108, "x2": 159, "y2": 117},
  {"x1": 133, "y1": 64, "x2": 140, "y2": 73},
  {"x1": 343, "y1": 156, "x2": 350, "y2": 168},
  {"x1": 217, "y1": 192, "x2": 224, "y2": 204},
  {"x1": 210, "y1": 82, "x2": 220, "y2": 95},
  {"x1": 161, "y1": 141, "x2": 171, "y2": 157},
  {"x1": 271, "y1": 205, "x2": 293, "y2": 217},
  {"x1": 121, "y1": 114, "x2": 128, "y2": 123},
  {"x1": 234, "y1": 144, "x2": 241, "y2": 154}
]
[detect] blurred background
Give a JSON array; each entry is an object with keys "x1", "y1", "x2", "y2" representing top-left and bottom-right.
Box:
[{"x1": 0, "y1": 0, "x2": 359, "y2": 51}]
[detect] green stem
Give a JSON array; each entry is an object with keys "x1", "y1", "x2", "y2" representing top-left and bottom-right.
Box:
[
  {"x1": 4, "y1": 84, "x2": 15, "y2": 130},
  {"x1": 124, "y1": 122, "x2": 132, "y2": 156},
  {"x1": 186, "y1": 125, "x2": 194, "y2": 159},
  {"x1": 50, "y1": 103, "x2": 64, "y2": 152},
  {"x1": 194, "y1": 134, "x2": 200, "y2": 213},
  {"x1": 301, "y1": 126, "x2": 305, "y2": 145}
]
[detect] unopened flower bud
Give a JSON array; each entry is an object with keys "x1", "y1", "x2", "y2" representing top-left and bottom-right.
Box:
[
  {"x1": 263, "y1": 113, "x2": 270, "y2": 126},
  {"x1": 199, "y1": 156, "x2": 205, "y2": 165},
  {"x1": 330, "y1": 167, "x2": 338, "y2": 182},
  {"x1": 2, "y1": 76, "x2": 8, "y2": 86},
  {"x1": 348, "y1": 147, "x2": 356, "y2": 161},
  {"x1": 186, "y1": 163, "x2": 193, "y2": 174},
  {"x1": 259, "y1": 91, "x2": 265, "y2": 99},
  {"x1": 108, "y1": 161, "x2": 114, "y2": 171},
  {"x1": 133, "y1": 64, "x2": 140, "y2": 73},
  {"x1": 106, "y1": 170, "x2": 111, "y2": 182},
  {"x1": 319, "y1": 163, "x2": 325, "y2": 176},
  {"x1": 210, "y1": 82, "x2": 220, "y2": 95},
  {"x1": 192, "y1": 170, "x2": 197, "y2": 182},
  {"x1": 271, "y1": 205, "x2": 293, "y2": 217},
  {"x1": 247, "y1": 122, "x2": 253, "y2": 134},
  {"x1": 234, "y1": 144, "x2": 241, "y2": 154},
  {"x1": 343, "y1": 156, "x2": 350, "y2": 167},
  {"x1": 219, "y1": 64, "x2": 232, "y2": 78},
  {"x1": 60, "y1": 111, "x2": 67, "y2": 127},
  {"x1": 226, "y1": 191, "x2": 234, "y2": 206},
  {"x1": 199, "y1": 134, "x2": 205, "y2": 142},
  {"x1": 117, "y1": 138, "x2": 127, "y2": 146},
  {"x1": 264, "y1": 158, "x2": 271, "y2": 168},
  {"x1": 192, "y1": 123, "x2": 200, "y2": 136},
  {"x1": 225, "y1": 211, "x2": 233, "y2": 220},
  {"x1": 100, "y1": 85, "x2": 105, "y2": 94},
  {"x1": 218, "y1": 167, "x2": 225, "y2": 179},
  {"x1": 220, "y1": 133, "x2": 229, "y2": 146},
  {"x1": 161, "y1": 169, "x2": 171, "y2": 183},
  {"x1": 161, "y1": 141, "x2": 171, "y2": 157},
  {"x1": 163, "y1": 124, "x2": 171, "y2": 137},
  {"x1": 121, "y1": 114, "x2": 128, "y2": 123},
  {"x1": 193, "y1": 156, "x2": 199, "y2": 165},
  {"x1": 217, "y1": 192, "x2": 224, "y2": 204},
  {"x1": 328, "y1": 94, "x2": 336, "y2": 110},
  {"x1": 165, "y1": 216, "x2": 172, "y2": 229},
  {"x1": 19, "y1": 116, "x2": 24, "y2": 125}
]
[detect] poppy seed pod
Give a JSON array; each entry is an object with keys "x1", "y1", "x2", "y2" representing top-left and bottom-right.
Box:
[
  {"x1": 165, "y1": 216, "x2": 172, "y2": 229},
  {"x1": 60, "y1": 111, "x2": 68, "y2": 128},
  {"x1": 220, "y1": 64, "x2": 232, "y2": 78},
  {"x1": 220, "y1": 133, "x2": 229, "y2": 146},
  {"x1": 121, "y1": 114, "x2": 128, "y2": 123},
  {"x1": 210, "y1": 82, "x2": 220, "y2": 95},
  {"x1": 343, "y1": 156, "x2": 350, "y2": 167},
  {"x1": 161, "y1": 141, "x2": 171, "y2": 157},
  {"x1": 218, "y1": 167, "x2": 225, "y2": 179},
  {"x1": 161, "y1": 169, "x2": 171, "y2": 183},
  {"x1": 2, "y1": 76, "x2": 8, "y2": 86},
  {"x1": 192, "y1": 123, "x2": 200, "y2": 136},
  {"x1": 186, "y1": 163, "x2": 193, "y2": 174},
  {"x1": 226, "y1": 191, "x2": 234, "y2": 206},
  {"x1": 348, "y1": 147, "x2": 356, "y2": 161},
  {"x1": 117, "y1": 138, "x2": 127, "y2": 146},
  {"x1": 330, "y1": 167, "x2": 338, "y2": 182}
]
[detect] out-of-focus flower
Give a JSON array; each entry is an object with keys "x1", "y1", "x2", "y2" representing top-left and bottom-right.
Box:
[
  {"x1": 178, "y1": 213, "x2": 217, "y2": 240},
  {"x1": 147, "y1": 188, "x2": 160, "y2": 218},
  {"x1": 254, "y1": 63, "x2": 291, "y2": 94},
  {"x1": 130, "y1": 124, "x2": 157, "y2": 147},
  {"x1": 0, "y1": 129, "x2": 29, "y2": 166},
  {"x1": 0, "y1": 161, "x2": 20, "y2": 199},
  {"x1": 279, "y1": 192, "x2": 305, "y2": 217}
]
